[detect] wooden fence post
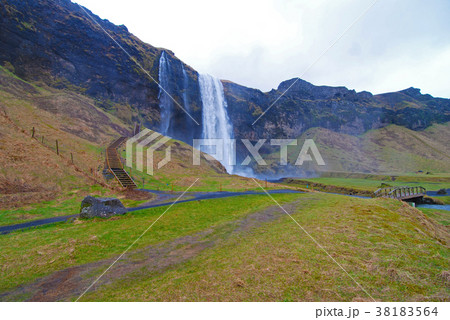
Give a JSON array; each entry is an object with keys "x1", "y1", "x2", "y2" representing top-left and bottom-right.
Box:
[
  {"x1": 41, "y1": 136, "x2": 44, "y2": 144},
  {"x1": 56, "y1": 139, "x2": 59, "y2": 155},
  {"x1": 70, "y1": 153, "x2": 74, "y2": 164},
  {"x1": 32, "y1": 127, "x2": 35, "y2": 138}
]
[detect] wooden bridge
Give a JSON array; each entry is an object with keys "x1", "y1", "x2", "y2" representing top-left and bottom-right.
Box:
[
  {"x1": 374, "y1": 186, "x2": 426, "y2": 201},
  {"x1": 106, "y1": 137, "x2": 137, "y2": 189}
]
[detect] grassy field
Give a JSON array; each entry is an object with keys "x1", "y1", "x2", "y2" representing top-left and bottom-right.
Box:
[
  {"x1": 282, "y1": 174, "x2": 450, "y2": 196},
  {"x1": 0, "y1": 175, "x2": 287, "y2": 227},
  {"x1": 0, "y1": 185, "x2": 153, "y2": 227},
  {"x1": 301, "y1": 177, "x2": 448, "y2": 192},
  {"x1": 436, "y1": 196, "x2": 450, "y2": 205},
  {"x1": 81, "y1": 195, "x2": 449, "y2": 302},
  {"x1": 0, "y1": 192, "x2": 448, "y2": 301},
  {"x1": 0, "y1": 193, "x2": 298, "y2": 295},
  {"x1": 418, "y1": 208, "x2": 450, "y2": 226}
]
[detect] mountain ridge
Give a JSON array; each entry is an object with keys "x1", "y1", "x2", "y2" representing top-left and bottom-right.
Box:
[{"x1": 1, "y1": 0, "x2": 449, "y2": 161}]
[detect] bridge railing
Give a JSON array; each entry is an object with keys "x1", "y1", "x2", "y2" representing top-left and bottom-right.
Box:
[{"x1": 374, "y1": 186, "x2": 426, "y2": 199}]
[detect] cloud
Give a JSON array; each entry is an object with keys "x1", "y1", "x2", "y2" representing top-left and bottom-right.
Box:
[{"x1": 75, "y1": 0, "x2": 450, "y2": 97}]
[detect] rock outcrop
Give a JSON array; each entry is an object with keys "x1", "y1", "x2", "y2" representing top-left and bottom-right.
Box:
[{"x1": 80, "y1": 196, "x2": 127, "y2": 219}]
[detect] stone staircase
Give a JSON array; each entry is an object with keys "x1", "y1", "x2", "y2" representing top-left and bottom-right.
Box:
[{"x1": 106, "y1": 137, "x2": 137, "y2": 189}]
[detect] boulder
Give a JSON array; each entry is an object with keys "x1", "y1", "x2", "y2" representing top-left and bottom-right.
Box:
[
  {"x1": 437, "y1": 188, "x2": 447, "y2": 195},
  {"x1": 80, "y1": 196, "x2": 127, "y2": 219}
]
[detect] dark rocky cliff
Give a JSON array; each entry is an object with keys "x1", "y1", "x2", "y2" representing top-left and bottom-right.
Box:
[
  {"x1": 224, "y1": 78, "x2": 450, "y2": 141},
  {"x1": 0, "y1": 0, "x2": 203, "y2": 142},
  {"x1": 1, "y1": 0, "x2": 449, "y2": 147}
]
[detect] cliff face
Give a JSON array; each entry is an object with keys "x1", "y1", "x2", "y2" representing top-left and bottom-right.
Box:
[
  {"x1": 0, "y1": 0, "x2": 202, "y2": 141},
  {"x1": 1, "y1": 0, "x2": 155, "y2": 107},
  {"x1": 223, "y1": 79, "x2": 450, "y2": 141},
  {"x1": 156, "y1": 52, "x2": 203, "y2": 142},
  {"x1": 1, "y1": 0, "x2": 449, "y2": 148}
]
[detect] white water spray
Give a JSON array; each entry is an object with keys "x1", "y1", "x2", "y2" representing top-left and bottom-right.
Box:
[
  {"x1": 199, "y1": 74, "x2": 235, "y2": 173},
  {"x1": 181, "y1": 64, "x2": 189, "y2": 112},
  {"x1": 158, "y1": 51, "x2": 172, "y2": 136}
]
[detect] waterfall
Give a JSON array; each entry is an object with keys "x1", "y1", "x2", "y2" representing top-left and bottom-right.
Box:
[
  {"x1": 181, "y1": 64, "x2": 189, "y2": 113},
  {"x1": 199, "y1": 74, "x2": 235, "y2": 173},
  {"x1": 158, "y1": 51, "x2": 172, "y2": 136}
]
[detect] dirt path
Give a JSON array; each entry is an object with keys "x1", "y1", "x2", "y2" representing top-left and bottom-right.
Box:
[{"x1": 0, "y1": 199, "x2": 304, "y2": 301}]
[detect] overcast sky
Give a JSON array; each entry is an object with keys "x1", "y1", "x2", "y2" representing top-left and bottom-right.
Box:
[{"x1": 74, "y1": 0, "x2": 450, "y2": 98}]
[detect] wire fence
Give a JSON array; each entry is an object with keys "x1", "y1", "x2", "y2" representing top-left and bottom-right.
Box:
[
  {"x1": 29, "y1": 126, "x2": 108, "y2": 187},
  {"x1": 31, "y1": 126, "x2": 76, "y2": 163},
  {"x1": 0, "y1": 108, "x2": 112, "y2": 189}
]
